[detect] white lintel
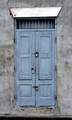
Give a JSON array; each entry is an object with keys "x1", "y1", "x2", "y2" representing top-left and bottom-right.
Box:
[{"x1": 10, "y1": 7, "x2": 62, "y2": 18}]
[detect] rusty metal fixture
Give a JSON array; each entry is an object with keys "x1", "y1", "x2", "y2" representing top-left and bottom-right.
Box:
[
  {"x1": 32, "y1": 68, "x2": 34, "y2": 70},
  {"x1": 32, "y1": 52, "x2": 38, "y2": 54},
  {"x1": 33, "y1": 86, "x2": 38, "y2": 88}
]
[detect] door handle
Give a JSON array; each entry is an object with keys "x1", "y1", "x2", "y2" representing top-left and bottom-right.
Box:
[{"x1": 33, "y1": 86, "x2": 38, "y2": 91}]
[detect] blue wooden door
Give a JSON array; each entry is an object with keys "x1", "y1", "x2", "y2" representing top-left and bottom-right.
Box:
[
  {"x1": 15, "y1": 31, "x2": 36, "y2": 107},
  {"x1": 15, "y1": 30, "x2": 56, "y2": 107},
  {"x1": 36, "y1": 31, "x2": 56, "y2": 107}
]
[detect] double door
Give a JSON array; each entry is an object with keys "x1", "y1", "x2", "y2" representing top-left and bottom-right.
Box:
[{"x1": 15, "y1": 30, "x2": 56, "y2": 107}]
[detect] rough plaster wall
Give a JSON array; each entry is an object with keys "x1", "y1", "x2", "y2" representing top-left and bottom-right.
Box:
[
  {"x1": 57, "y1": 3, "x2": 72, "y2": 115},
  {"x1": 0, "y1": 0, "x2": 72, "y2": 117}
]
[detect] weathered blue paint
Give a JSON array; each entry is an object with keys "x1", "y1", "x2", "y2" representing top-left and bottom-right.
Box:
[
  {"x1": 15, "y1": 31, "x2": 36, "y2": 107},
  {"x1": 15, "y1": 19, "x2": 57, "y2": 108},
  {"x1": 36, "y1": 31, "x2": 56, "y2": 107}
]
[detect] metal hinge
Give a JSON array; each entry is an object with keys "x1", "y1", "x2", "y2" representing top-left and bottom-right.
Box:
[
  {"x1": 54, "y1": 95, "x2": 57, "y2": 99},
  {"x1": 35, "y1": 66, "x2": 36, "y2": 72},
  {"x1": 55, "y1": 65, "x2": 57, "y2": 71},
  {"x1": 14, "y1": 38, "x2": 16, "y2": 43},
  {"x1": 55, "y1": 37, "x2": 57, "y2": 43},
  {"x1": 14, "y1": 66, "x2": 16, "y2": 71},
  {"x1": 14, "y1": 38, "x2": 15, "y2": 43}
]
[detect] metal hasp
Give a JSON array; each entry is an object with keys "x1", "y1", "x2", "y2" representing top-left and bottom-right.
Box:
[
  {"x1": 33, "y1": 86, "x2": 38, "y2": 91},
  {"x1": 32, "y1": 52, "x2": 38, "y2": 57}
]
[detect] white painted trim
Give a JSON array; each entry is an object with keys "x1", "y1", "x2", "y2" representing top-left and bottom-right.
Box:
[{"x1": 10, "y1": 7, "x2": 62, "y2": 18}]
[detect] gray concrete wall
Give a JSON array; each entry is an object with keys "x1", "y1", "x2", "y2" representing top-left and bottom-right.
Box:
[{"x1": 0, "y1": 0, "x2": 72, "y2": 117}]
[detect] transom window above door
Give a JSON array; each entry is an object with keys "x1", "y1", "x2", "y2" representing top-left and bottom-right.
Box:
[{"x1": 16, "y1": 18, "x2": 55, "y2": 29}]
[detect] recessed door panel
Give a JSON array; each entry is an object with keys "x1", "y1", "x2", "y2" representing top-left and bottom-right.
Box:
[
  {"x1": 18, "y1": 34, "x2": 32, "y2": 80},
  {"x1": 38, "y1": 33, "x2": 52, "y2": 80}
]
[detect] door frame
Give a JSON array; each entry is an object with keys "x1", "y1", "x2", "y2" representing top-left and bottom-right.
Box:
[{"x1": 14, "y1": 18, "x2": 57, "y2": 108}]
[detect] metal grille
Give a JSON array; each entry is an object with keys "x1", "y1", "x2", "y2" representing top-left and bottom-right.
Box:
[{"x1": 16, "y1": 19, "x2": 55, "y2": 29}]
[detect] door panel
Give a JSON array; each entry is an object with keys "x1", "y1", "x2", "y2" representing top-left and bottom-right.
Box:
[
  {"x1": 18, "y1": 33, "x2": 32, "y2": 80},
  {"x1": 15, "y1": 31, "x2": 35, "y2": 107},
  {"x1": 38, "y1": 33, "x2": 52, "y2": 80},
  {"x1": 36, "y1": 31, "x2": 55, "y2": 107}
]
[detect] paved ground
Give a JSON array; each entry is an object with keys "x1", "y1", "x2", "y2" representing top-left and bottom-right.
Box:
[{"x1": 0, "y1": 118, "x2": 72, "y2": 120}]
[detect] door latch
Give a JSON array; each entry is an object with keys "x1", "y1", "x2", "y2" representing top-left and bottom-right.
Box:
[
  {"x1": 32, "y1": 52, "x2": 38, "y2": 57},
  {"x1": 33, "y1": 86, "x2": 38, "y2": 91}
]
